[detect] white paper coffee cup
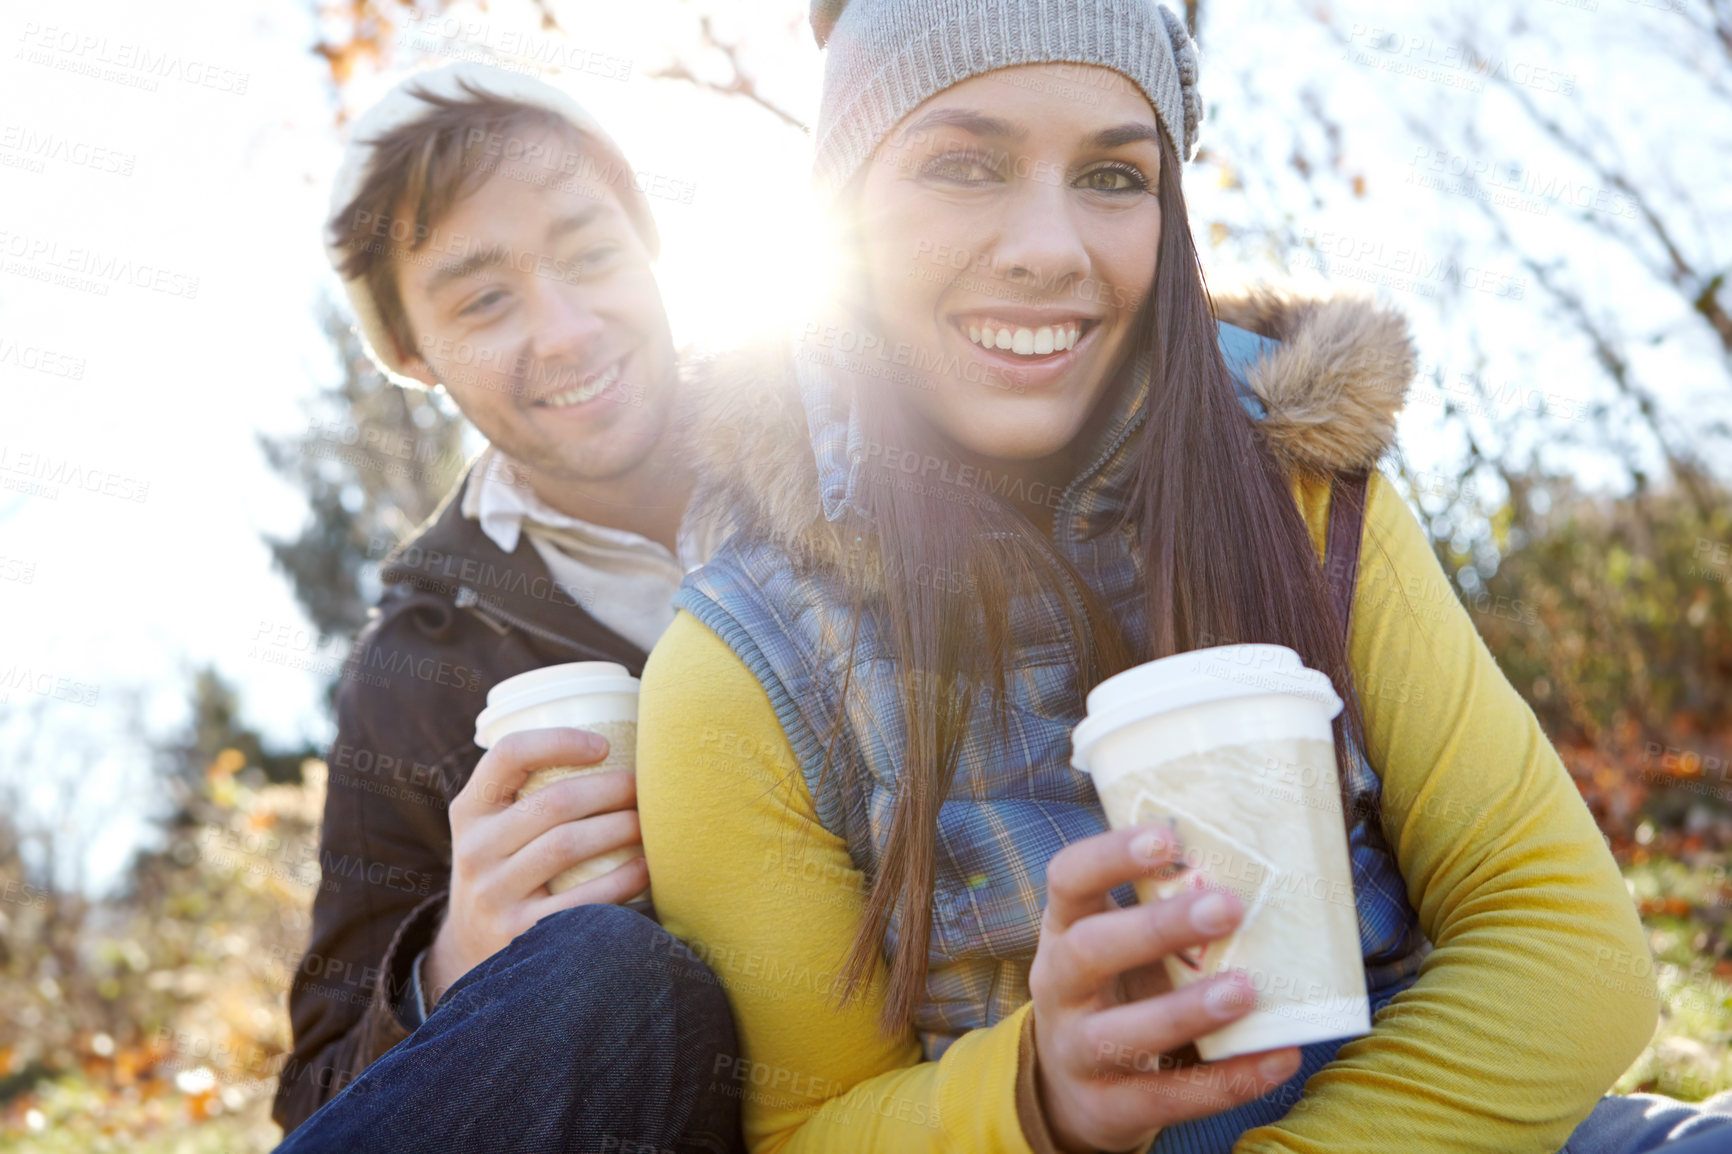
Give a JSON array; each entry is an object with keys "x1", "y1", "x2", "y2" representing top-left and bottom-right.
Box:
[
  {"x1": 474, "y1": 661, "x2": 647, "y2": 903},
  {"x1": 1070, "y1": 644, "x2": 1369, "y2": 1060}
]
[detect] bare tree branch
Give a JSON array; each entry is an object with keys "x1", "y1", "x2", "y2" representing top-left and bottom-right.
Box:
[
  {"x1": 650, "y1": 14, "x2": 811, "y2": 134},
  {"x1": 1442, "y1": 158, "x2": 1720, "y2": 516},
  {"x1": 1479, "y1": 65, "x2": 1732, "y2": 359},
  {"x1": 1299, "y1": 5, "x2": 1727, "y2": 506}
]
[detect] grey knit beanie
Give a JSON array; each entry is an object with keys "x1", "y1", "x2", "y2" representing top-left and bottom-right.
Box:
[{"x1": 809, "y1": 0, "x2": 1202, "y2": 197}]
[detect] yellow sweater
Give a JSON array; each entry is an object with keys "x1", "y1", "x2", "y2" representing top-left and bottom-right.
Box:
[{"x1": 637, "y1": 470, "x2": 1657, "y2": 1153}]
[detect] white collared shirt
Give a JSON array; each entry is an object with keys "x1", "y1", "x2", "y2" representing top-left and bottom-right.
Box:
[{"x1": 459, "y1": 448, "x2": 714, "y2": 653}]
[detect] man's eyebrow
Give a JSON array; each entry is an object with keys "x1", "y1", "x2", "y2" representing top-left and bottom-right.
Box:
[
  {"x1": 425, "y1": 207, "x2": 606, "y2": 293},
  {"x1": 545, "y1": 204, "x2": 605, "y2": 242},
  {"x1": 428, "y1": 244, "x2": 508, "y2": 293},
  {"x1": 902, "y1": 108, "x2": 1028, "y2": 142},
  {"x1": 1086, "y1": 122, "x2": 1164, "y2": 150}
]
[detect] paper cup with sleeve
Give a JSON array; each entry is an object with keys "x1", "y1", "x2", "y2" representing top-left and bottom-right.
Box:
[
  {"x1": 1070, "y1": 643, "x2": 1369, "y2": 1060},
  {"x1": 474, "y1": 661, "x2": 648, "y2": 903}
]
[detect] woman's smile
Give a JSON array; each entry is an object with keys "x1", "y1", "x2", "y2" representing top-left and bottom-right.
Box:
[
  {"x1": 854, "y1": 64, "x2": 1163, "y2": 462},
  {"x1": 945, "y1": 306, "x2": 1102, "y2": 390}
]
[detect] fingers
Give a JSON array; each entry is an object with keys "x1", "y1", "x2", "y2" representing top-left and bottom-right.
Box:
[
  {"x1": 470, "y1": 769, "x2": 637, "y2": 863},
  {"x1": 1115, "y1": 960, "x2": 1174, "y2": 1004},
  {"x1": 1078, "y1": 971, "x2": 1257, "y2": 1064},
  {"x1": 528, "y1": 854, "x2": 650, "y2": 920},
  {"x1": 453, "y1": 728, "x2": 609, "y2": 822},
  {"x1": 498, "y1": 809, "x2": 644, "y2": 899},
  {"x1": 1053, "y1": 887, "x2": 1244, "y2": 997},
  {"x1": 1043, "y1": 823, "x2": 1181, "y2": 932},
  {"x1": 1086, "y1": 1046, "x2": 1304, "y2": 1136}
]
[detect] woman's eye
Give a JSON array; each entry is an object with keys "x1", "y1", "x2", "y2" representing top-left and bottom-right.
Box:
[
  {"x1": 921, "y1": 152, "x2": 1000, "y2": 185},
  {"x1": 1077, "y1": 165, "x2": 1149, "y2": 193},
  {"x1": 458, "y1": 289, "x2": 507, "y2": 317}
]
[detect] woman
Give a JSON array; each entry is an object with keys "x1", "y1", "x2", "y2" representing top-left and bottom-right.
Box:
[{"x1": 638, "y1": 2, "x2": 1724, "y2": 1151}]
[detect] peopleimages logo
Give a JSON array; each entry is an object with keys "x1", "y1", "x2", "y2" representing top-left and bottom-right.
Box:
[
  {"x1": 1341, "y1": 25, "x2": 1577, "y2": 96},
  {"x1": 0, "y1": 230, "x2": 199, "y2": 300},
  {"x1": 1296, "y1": 228, "x2": 1526, "y2": 300},
  {"x1": 14, "y1": 23, "x2": 251, "y2": 95},
  {"x1": 0, "y1": 444, "x2": 149, "y2": 503},
  {"x1": 0, "y1": 335, "x2": 86, "y2": 380},
  {"x1": 396, "y1": 10, "x2": 633, "y2": 83},
  {"x1": 0, "y1": 124, "x2": 136, "y2": 176},
  {"x1": 0, "y1": 664, "x2": 100, "y2": 707}
]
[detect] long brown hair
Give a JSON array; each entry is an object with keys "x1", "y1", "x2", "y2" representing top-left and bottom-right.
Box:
[{"x1": 830, "y1": 127, "x2": 1369, "y2": 1036}]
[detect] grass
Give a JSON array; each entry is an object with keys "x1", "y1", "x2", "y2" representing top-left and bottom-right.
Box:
[{"x1": 1614, "y1": 853, "x2": 1732, "y2": 1099}]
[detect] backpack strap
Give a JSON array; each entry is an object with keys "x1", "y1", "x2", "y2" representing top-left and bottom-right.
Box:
[
  {"x1": 1325, "y1": 470, "x2": 1371, "y2": 652},
  {"x1": 1324, "y1": 470, "x2": 1372, "y2": 823}
]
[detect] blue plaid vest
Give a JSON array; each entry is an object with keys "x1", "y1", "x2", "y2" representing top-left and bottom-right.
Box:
[{"x1": 676, "y1": 324, "x2": 1432, "y2": 1151}]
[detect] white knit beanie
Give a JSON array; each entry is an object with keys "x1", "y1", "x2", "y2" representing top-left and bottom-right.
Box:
[{"x1": 326, "y1": 62, "x2": 659, "y2": 383}]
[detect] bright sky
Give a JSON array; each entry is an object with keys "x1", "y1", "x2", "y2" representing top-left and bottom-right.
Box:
[{"x1": 1, "y1": 0, "x2": 1723, "y2": 891}]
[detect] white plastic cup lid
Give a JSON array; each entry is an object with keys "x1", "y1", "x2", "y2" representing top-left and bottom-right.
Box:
[
  {"x1": 473, "y1": 661, "x2": 639, "y2": 747},
  {"x1": 1071, "y1": 644, "x2": 1342, "y2": 769}
]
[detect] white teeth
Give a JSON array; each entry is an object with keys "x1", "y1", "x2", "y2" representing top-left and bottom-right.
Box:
[
  {"x1": 964, "y1": 320, "x2": 1087, "y2": 357},
  {"x1": 538, "y1": 360, "x2": 621, "y2": 407}
]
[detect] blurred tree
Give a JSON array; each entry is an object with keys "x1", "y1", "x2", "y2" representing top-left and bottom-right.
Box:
[
  {"x1": 259, "y1": 300, "x2": 466, "y2": 648},
  {"x1": 1432, "y1": 470, "x2": 1732, "y2": 744},
  {"x1": 0, "y1": 723, "x2": 327, "y2": 1146},
  {"x1": 1195, "y1": 0, "x2": 1729, "y2": 501},
  {"x1": 1183, "y1": 0, "x2": 1732, "y2": 763},
  {"x1": 1398, "y1": 4, "x2": 1728, "y2": 516},
  {"x1": 154, "y1": 667, "x2": 319, "y2": 792}
]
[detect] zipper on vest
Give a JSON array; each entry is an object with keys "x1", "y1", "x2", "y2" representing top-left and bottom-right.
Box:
[
  {"x1": 453, "y1": 585, "x2": 622, "y2": 662},
  {"x1": 1052, "y1": 381, "x2": 1150, "y2": 543}
]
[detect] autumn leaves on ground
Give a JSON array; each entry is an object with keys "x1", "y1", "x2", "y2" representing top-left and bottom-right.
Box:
[
  {"x1": 0, "y1": 754, "x2": 324, "y2": 1152},
  {"x1": 5, "y1": 740, "x2": 1732, "y2": 1152}
]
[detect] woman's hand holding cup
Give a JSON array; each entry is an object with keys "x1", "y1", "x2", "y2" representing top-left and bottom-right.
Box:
[{"x1": 1028, "y1": 824, "x2": 1302, "y2": 1154}]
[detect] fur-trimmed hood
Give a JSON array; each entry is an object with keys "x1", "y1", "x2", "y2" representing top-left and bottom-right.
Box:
[{"x1": 681, "y1": 284, "x2": 1416, "y2": 580}]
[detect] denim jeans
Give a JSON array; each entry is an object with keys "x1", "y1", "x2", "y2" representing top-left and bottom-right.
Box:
[
  {"x1": 274, "y1": 902, "x2": 1732, "y2": 1154},
  {"x1": 1157, "y1": 976, "x2": 1732, "y2": 1154},
  {"x1": 1564, "y1": 1089, "x2": 1732, "y2": 1154},
  {"x1": 274, "y1": 903, "x2": 744, "y2": 1154}
]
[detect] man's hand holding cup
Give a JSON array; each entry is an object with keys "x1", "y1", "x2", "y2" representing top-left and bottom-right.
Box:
[{"x1": 424, "y1": 726, "x2": 647, "y2": 998}]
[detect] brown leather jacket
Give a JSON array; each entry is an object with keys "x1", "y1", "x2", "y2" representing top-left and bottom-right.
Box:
[{"x1": 271, "y1": 464, "x2": 648, "y2": 1133}]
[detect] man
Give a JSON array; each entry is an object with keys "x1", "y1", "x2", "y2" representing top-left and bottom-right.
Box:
[{"x1": 272, "y1": 63, "x2": 740, "y2": 1153}]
